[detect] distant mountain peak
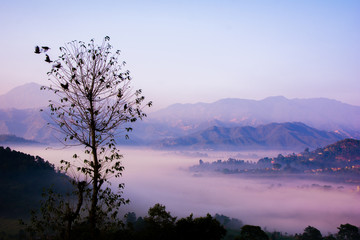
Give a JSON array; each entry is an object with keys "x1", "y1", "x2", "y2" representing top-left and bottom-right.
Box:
[
  {"x1": 262, "y1": 96, "x2": 289, "y2": 101},
  {"x1": 0, "y1": 82, "x2": 53, "y2": 110}
]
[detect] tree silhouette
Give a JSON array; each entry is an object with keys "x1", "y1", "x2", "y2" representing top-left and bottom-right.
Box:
[
  {"x1": 35, "y1": 36, "x2": 150, "y2": 239},
  {"x1": 300, "y1": 226, "x2": 322, "y2": 240},
  {"x1": 337, "y1": 223, "x2": 360, "y2": 240},
  {"x1": 237, "y1": 225, "x2": 269, "y2": 240}
]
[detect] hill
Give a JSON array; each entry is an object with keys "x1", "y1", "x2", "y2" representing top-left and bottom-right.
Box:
[
  {"x1": 257, "y1": 138, "x2": 360, "y2": 168},
  {"x1": 159, "y1": 122, "x2": 346, "y2": 150},
  {"x1": 0, "y1": 108, "x2": 55, "y2": 143},
  {"x1": 190, "y1": 139, "x2": 360, "y2": 183},
  {"x1": 0, "y1": 146, "x2": 70, "y2": 218}
]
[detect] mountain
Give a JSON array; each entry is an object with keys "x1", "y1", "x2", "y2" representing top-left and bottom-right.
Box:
[
  {"x1": 0, "y1": 82, "x2": 52, "y2": 109},
  {"x1": 158, "y1": 122, "x2": 347, "y2": 150},
  {"x1": 0, "y1": 108, "x2": 55, "y2": 143},
  {"x1": 149, "y1": 96, "x2": 360, "y2": 136},
  {"x1": 1, "y1": 83, "x2": 360, "y2": 145}
]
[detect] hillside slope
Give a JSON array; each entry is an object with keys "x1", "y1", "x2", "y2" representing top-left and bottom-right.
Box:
[{"x1": 0, "y1": 146, "x2": 70, "y2": 218}]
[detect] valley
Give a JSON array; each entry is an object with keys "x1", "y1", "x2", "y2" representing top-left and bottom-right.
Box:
[{"x1": 6, "y1": 144, "x2": 360, "y2": 234}]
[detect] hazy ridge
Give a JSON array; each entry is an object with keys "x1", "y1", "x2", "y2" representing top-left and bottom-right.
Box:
[
  {"x1": 158, "y1": 122, "x2": 346, "y2": 150},
  {"x1": 0, "y1": 83, "x2": 359, "y2": 149},
  {"x1": 0, "y1": 134, "x2": 40, "y2": 145},
  {"x1": 0, "y1": 82, "x2": 52, "y2": 109},
  {"x1": 149, "y1": 96, "x2": 360, "y2": 133}
]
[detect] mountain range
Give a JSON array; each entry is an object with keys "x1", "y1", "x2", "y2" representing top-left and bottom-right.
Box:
[
  {"x1": 158, "y1": 122, "x2": 346, "y2": 150},
  {"x1": 0, "y1": 83, "x2": 359, "y2": 149},
  {"x1": 149, "y1": 96, "x2": 360, "y2": 133}
]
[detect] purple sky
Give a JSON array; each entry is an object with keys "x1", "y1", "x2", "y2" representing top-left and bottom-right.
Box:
[{"x1": 1, "y1": 0, "x2": 359, "y2": 110}]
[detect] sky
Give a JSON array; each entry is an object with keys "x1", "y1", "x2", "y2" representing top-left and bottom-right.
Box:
[{"x1": 0, "y1": 0, "x2": 359, "y2": 110}]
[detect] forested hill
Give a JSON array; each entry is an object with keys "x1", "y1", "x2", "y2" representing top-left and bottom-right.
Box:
[
  {"x1": 191, "y1": 139, "x2": 360, "y2": 182},
  {"x1": 0, "y1": 146, "x2": 71, "y2": 218},
  {"x1": 263, "y1": 138, "x2": 360, "y2": 167},
  {"x1": 315, "y1": 138, "x2": 360, "y2": 162}
]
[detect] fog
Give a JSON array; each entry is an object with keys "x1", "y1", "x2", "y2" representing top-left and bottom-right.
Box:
[{"x1": 14, "y1": 146, "x2": 360, "y2": 235}]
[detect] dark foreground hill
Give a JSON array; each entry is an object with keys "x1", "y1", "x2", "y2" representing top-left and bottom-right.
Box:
[
  {"x1": 0, "y1": 146, "x2": 70, "y2": 218},
  {"x1": 159, "y1": 122, "x2": 346, "y2": 150}
]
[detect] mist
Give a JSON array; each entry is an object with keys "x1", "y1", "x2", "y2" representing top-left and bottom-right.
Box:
[{"x1": 14, "y1": 146, "x2": 360, "y2": 235}]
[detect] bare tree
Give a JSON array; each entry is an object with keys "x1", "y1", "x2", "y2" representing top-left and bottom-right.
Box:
[{"x1": 36, "y1": 36, "x2": 151, "y2": 238}]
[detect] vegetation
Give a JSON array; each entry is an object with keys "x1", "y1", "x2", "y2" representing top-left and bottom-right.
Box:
[
  {"x1": 0, "y1": 146, "x2": 71, "y2": 238},
  {"x1": 0, "y1": 146, "x2": 70, "y2": 218},
  {"x1": 2, "y1": 146, "x2": 359, "y2": 239},
  {"x1": 30, "y1": 37, "x2": 151, "y2": 239}
]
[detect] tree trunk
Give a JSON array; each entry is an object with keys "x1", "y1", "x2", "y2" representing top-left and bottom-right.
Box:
[{"x1": 89, "y1": 89, "x2": 100, "y2": 239}]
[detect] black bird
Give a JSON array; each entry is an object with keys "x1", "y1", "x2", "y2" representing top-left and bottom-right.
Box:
[
  {"x1": 34, "y1": 46, "x2": 41, "y2": 54},
  {"x1": 45, "y1": 54, "x2": 52, "y2": 63},
  {"x1": 60, "y1": 82, "x2": 69, "y2": 90},
  {"x1": 53, "y1": 62, "x2": 62, "y2": 68},
  {"x1": 41, "y1": 46, "x2": 50, "y2": 52}
]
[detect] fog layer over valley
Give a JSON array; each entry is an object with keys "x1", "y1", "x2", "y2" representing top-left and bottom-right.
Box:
[{"x1": 13, "y1": 146, "x2": 360, "y2": 235}]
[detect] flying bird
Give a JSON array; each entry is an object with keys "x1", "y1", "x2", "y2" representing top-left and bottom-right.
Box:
[
  {"x1": 41, "y1": 46, "x2": 50, "y2": 52},
  {"x1": 34, "y1": 46, "x2": 41, "y2": 54},
  {"x1": 45, "y1": 54, "x2": 52, "y2": 63},
  {"x1": 53, "y1": 62, "x2": 62, "y2": 68},
  {"x1": 60, "y1": 82, "x2": 69, "y2": 90}
]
